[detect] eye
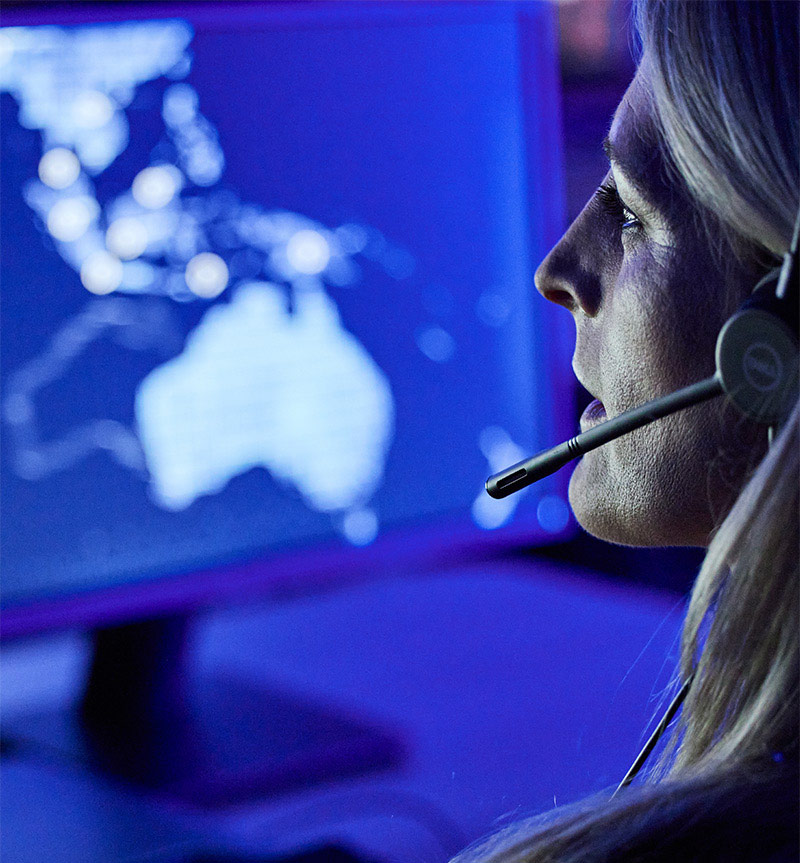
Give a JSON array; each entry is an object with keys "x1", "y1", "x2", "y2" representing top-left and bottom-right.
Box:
[{"x1": 596, "y1": 182, "x2": 643, "y2": 234}]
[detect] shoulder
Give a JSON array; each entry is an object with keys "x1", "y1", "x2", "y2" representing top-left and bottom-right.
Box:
[
  {"x1": 451, "y1": 763, "x2": 798, "y2": 863},
  {"x1": 612, "y1": 764, "x2": 799, "y2": 863}
]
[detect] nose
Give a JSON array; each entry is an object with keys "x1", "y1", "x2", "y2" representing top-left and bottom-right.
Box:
[
  {"x1": 534, "y1": 246, "x2": 578, "y2": 314},
  {"x1": 534, "y1": 209, "x2": 603, "y2": 317}
]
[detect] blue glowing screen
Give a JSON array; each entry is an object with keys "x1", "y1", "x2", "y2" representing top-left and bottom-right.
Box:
[{"x1": 0, "y1": 3, "x2": 572, "y2": 605}]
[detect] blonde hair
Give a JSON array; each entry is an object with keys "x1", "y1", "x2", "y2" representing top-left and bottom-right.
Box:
[
  {"x1": 633, "y1": 0, "x2": 799, "y2": 783},
  {"x1": 637, "y1": 2, "x2": 798, "y2": 258},
  {"x1": 452, "y1": 1, "x2": 799, "y2": 859}
]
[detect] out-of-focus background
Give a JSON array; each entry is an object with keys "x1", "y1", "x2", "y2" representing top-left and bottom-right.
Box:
[{"x1": 1, "y1": 3, "x2": 704, "y2": 862}]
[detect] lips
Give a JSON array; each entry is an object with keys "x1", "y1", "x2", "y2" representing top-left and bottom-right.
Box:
[
  {"x1": 572, "y1": 364, "x2": 603, "y2": 405},
  {"x1": 580, "y1": 397, "x2": 607, "y2": 428},
  {"x1": 573, "y1": 364, "x2": 608, "y2": 427}
]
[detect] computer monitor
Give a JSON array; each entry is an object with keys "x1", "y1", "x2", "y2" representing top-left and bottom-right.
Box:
[{"x1": 0, "y1": 0, "x2": 573, "y2": 806}]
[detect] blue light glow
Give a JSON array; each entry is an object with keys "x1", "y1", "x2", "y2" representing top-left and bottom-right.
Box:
[
  {"x1": 0, "y1": 6, "x2": 570, "y2": 603},
  {"x1": 536, "y1": 495, "x2": 570, "y2": 534},
  {"x1": 416, "y1": 326, "x2": 456, "y2": 363},
  {"x1": 38, "y1": 147, "x2": 81, "y2": 189}
]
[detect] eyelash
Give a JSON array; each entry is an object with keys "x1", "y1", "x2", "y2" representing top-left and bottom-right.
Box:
[{"x1": 596, "y1": 182, "x2": 642, "y2": 234}]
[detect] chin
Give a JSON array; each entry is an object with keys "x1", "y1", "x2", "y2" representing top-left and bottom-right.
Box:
[
  {"x1": 566, "y1": 399, "x2": 765, "y2": 548},
  {"x1": 568, "y1": 454, "x2": 713, "y2": 548}
]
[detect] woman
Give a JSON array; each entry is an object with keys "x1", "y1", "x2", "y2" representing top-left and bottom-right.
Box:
[{"x1": 454, "y1": 1, "x2": 799, "y2": 860}]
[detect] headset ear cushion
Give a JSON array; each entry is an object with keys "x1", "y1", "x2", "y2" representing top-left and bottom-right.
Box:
[{"x1": 715, "y1": 267, "x2": 799, "y2": 424}]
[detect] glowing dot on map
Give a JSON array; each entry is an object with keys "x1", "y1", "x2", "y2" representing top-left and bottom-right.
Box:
[
  {"x1": 38, "y1": 148, "x2": 81, "y2": 190},
  {"x1": 537, "y1": 495, "x2": 570, "y2": 533},
  {"x1": 16, "y1": 450, "x2": 47, "y2": 481},
  {"x1": 286, "y1": 229, "x2": 331, "y2": 275},
  {"x1": 3, "y1": 393, "x2": 32, "y2": 425},
  {"x1": 72, "y1": 90, "x2": 115, "y2": 129},
  {"x1": 185, "y1": 252, "x2": 228, "y2": 298},
  {"x1": 382, "y1": 247, "x2": 416, "y2": 279},
  {"x1": 471, "y1": 493, "x2": 513, "y2": 530},
  {"x1": 342, "y1": 508, "x2": 378, "y2": 546},
  {"x1": 132, "y1": 165, "x2": 181, "y2": 209},
  {"x1": 106, "y1": 217, "x2": 148, "y2": 260},
  {"x1": 416, "y1": 326, "x2": 456, "y2": 362},
  {"x1": 162, "y1": 83, "x2": 198, "y2": 127},
  {"x1": 334, "y1": 223, "x2": 368, "y2": 254},
  {"x1": 80, "y1": 251, "x2": 123, "y2": 295},
  {"x1": 46, "y1": 197, "x2": 96, "y2": 242},
  {"x1": 476, "y1": 290, "x2": 511, "y2": 327},
  {"x1": 186, "y1": 146, "x2": 223, "y2": 187}
]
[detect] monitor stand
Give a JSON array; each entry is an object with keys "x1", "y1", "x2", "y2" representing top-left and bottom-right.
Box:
[{"x1": 3, "y1": 616, "x2": 404, "y2": 808}]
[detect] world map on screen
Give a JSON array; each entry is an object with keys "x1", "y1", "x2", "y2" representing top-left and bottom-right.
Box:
[{"x1": 0, "y1": 19, "x2": 529, "y2": 547}]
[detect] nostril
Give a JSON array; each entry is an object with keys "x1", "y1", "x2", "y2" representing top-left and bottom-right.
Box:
[
  {"x1": 534, "y1": 250, "x2": 584, "y2": 313},
  {"x1": 542, "y1": 287, "x2": 577, "y2": 313}
]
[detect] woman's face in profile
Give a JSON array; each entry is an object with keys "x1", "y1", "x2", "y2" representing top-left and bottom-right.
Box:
[{"x1": 535, "y1": 65, "x2": 766, "y2": 547}]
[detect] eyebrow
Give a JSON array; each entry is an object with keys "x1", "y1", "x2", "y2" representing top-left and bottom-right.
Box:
[
  {"x1": 602, "y1": 133, "x2": 656, "y2": 206},
  {"x1": 602, "y1": 134, "x2": 630, "y2": 175}
]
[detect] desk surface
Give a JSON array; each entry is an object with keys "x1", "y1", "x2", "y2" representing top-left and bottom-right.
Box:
[{"x1": 2, "y1": 556, "x2": 686, "y2": 862}]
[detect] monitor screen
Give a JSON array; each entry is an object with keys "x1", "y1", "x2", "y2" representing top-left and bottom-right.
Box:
[{"x1": 0, "y1": 1, "x2": 573, "y2": 625}]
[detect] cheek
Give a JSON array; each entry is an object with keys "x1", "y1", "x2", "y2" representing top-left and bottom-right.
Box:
[
  {"x1": 603, "y1": 248, "x2": 722, "y2": 411},
  {"x1": 572, "y1": 252, "x2": 738, "y2": 546},
  {"x1": 600, "y1": 276, "x2": 676, "y2": 410}
]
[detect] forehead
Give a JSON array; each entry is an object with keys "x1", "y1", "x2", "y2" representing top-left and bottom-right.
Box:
[{"x1": 606, "y1": 72, "x2": 666, "y2": 201}]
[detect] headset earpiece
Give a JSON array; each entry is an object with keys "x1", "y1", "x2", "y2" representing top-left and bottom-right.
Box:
[{"x1": 715, "y1": 263, "x2": 799, "y2": 426}]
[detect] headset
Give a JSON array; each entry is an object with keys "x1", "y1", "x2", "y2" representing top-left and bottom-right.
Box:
[{"x1": 485, "y1": 203, "x2": 800, "y2": 796}]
